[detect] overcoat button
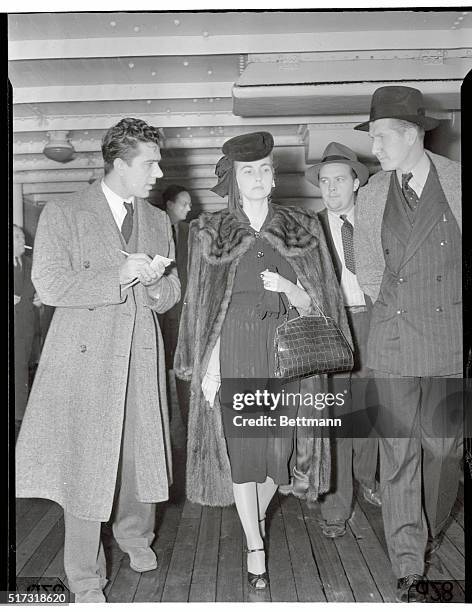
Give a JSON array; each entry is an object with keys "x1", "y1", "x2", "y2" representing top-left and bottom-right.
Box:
[
  {"x1": 398, "y1": 277, "x2": 405, "y2": 284},
  {"x1": 437, "y1": 275, "x2": 442, "y2": 282},
  {"x1": 385, "y1": 249, "x2": 390, "y2": 255},
  {"x1": 80, "y1": 344, "x2": 87, "y2": 352},
  {"x1": 257, "y1": 251, "x2": 264, "y2": 258},
  {"x1": 440, "y1": 241, "x2": 447, "y2": 247},
  {"x1": 83, "y1": 261, "x2": 90, "y2": 269},
  {"x1": 436, "y1": 307, "x2": 443, "y2": 313}
]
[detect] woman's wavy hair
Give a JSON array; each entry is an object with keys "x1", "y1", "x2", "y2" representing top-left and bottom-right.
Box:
[{"x1": 101, "y1": 117, "x2": 163, "y2": 175}]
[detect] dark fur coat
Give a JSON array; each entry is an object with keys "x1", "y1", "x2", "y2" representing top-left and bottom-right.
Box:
[{"x1": 175, "y1": 204, "x2": 351, "y2": 506}]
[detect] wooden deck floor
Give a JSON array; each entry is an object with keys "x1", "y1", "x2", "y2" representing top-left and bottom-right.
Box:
[{"x1": 15, "y1": 375, "x2": 465, "y2": 603}]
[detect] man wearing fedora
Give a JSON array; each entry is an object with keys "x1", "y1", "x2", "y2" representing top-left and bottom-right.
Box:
[
  {"x1": 306, "y1": 142, "x2": 380, "y2": 539},
  {"x1": 353, "y1": 86, "x2": 461, "y2": 602}
]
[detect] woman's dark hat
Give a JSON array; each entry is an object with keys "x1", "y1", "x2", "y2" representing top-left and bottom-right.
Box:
[
  {"x1": 222, "y1": 131, "x2": 274, "y2": 161},
  {"x1": 306, "y1": 142, "x2": 369, "y2": 187},
  {"x1": 211, "y1": 131, "x2": 275, "y2": 197},
  {"x1": 354, "y1": 85, "x2": 439, "y2": 132}
]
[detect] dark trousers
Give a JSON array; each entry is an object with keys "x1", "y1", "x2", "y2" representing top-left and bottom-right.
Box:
[{"x1": 372, "y1": 372, "x2": 462, "y2": 578}]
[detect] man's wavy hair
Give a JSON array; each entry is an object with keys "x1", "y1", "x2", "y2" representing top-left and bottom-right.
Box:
[{"x1": 102, "y1": 118, "x2": 163, "y2": 175}]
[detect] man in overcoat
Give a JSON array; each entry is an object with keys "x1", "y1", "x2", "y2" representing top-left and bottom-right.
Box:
[
  {"x1": 16, "y1": 118, "x2": 180, "y2": 603},
  {"x1": 353, "y1": 86, "x2": 462, "y2": 602},
  {"x1": 306, "y1": 142, "x2": 380, "y2": 539}
]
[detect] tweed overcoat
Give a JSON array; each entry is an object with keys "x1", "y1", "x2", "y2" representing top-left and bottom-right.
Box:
[
  {"x1": 174, "y1": 204, "x2": 351, "y2": 506},
  {"x1": 15, "y1": 181, "x2": 180, "y2": 521}
]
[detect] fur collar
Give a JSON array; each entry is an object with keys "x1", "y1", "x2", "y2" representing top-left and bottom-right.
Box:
[{"x1": 196, "y1": 204, "x2": 321, "y2": 264}]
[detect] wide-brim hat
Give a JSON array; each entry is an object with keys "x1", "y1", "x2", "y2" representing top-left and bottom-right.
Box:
[
  {"x1": 354, "y1": 85, "x2": 439, "y2": 132},
  {"x1": 305, "y1": 142, "x2": 370, "y2": 187}
]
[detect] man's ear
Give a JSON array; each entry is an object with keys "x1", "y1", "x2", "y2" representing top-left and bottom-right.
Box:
[
  {"x1": 353, "y1": 177, "x2": 360, "y2": 193},
  {"x1": 114, "y1": 157, "x2": 126, "y2": 174}
]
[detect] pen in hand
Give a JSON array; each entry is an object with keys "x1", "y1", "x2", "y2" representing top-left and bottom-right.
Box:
[{"x1": 119, "y1": 250, "x2": 129, "y2": 257}]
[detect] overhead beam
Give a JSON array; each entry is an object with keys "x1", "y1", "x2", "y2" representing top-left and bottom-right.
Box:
[
  {"x1": 13, "y1": 146, "x2": 309, "y2": 173},
  {"x1": 13, "y1": 134, "x2": 304, "y2": 155},
  {"x1": 12, "y1": 111, "x2": 372, "y2": 133},
  {"x1": 12, "y1": 82, "x2": 234, "y2": 104},
  {"x1": 9, "y1": 29, "x2": 471, "y2": 61}
]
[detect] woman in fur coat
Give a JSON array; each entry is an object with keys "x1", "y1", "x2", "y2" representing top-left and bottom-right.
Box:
[{"x1": 175, "y1": 131, "x2": 350, "y2": 590}]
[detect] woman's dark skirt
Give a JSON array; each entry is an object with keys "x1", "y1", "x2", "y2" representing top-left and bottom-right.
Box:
[{"x1": 219, "y1": 304, "x2": 298, "y2": 485}]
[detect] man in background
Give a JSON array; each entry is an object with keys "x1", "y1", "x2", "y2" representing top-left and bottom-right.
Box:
[
  {"x1": 159, "y1": 185, "x2": 192, "y2": 426},
  {"x1": 305, "y1": 142, "x2": 380, "y2": 539}
]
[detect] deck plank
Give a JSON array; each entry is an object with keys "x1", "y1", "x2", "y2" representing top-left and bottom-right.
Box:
[
  {"x1": 333, "y1": 520, "x2": 383, "y2": 602},
  {"x1": 216, "y1": 506, "x2": 244, "y2": 602},
  {"x1": 20, "y1": 517, "x2": 64, "y2": 580},
  {"x1": 300, "y1": 501, "x2": 354, "y2": 602},
  {"x1": 348, "y1": 502, "x2": 397, "y2": 602},
  {"x1": 278, "y1": 495, "x2": 326, "y2": 602},
  {"x1": 16, "y1": 499, "x2": 53, "y2": 547},
  {"x1": 160, "y1": 500, "x2": 202, "y2": 602},
  {"x1": 189, "y1": 506, "x2": 221, "y2": 602},
  {"x1": 266, "y1": 497, "x2": 297, "y2": 602},
  {"x1": 133, "y1": 503, "x2": 184, "y2": 603},
  {"x1": 16, "y1": 502, "x2": 63, "y2": 574}
]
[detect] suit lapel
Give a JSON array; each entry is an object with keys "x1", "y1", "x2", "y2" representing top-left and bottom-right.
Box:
[{"x1": 401, "y1": 164, "x2": 449, "y2": 267}]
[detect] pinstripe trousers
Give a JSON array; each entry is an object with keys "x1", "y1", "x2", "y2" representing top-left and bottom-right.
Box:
[{"x1": 371, "y1": 372, "x2": 462, "y2": 578}]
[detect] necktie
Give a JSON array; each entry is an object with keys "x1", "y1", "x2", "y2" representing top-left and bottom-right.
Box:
[
  {"x1": 340, "y1": 215, "x2": 355, "y2": 274},
  {"x1": 121, "y1": 201, "x2": 134, "y2": 243},
  {"x1": 171, "y1": 224, "x2": 177, "y2": 248},
  {"x1": 401, "y1": 172, "x2": 419, "y2": 211}
]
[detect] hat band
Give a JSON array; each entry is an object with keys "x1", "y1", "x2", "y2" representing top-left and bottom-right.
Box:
[
  {"x1": 371, "y1": 105, "x2": 426, "y2": 120},
  {"x1": 321, "y1": 154, "x2": 353, "y2": 163}
]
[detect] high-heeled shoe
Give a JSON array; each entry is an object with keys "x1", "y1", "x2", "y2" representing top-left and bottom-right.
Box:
[{"x1": 247, "y1": 548, "x2": 269, "y2": 590}]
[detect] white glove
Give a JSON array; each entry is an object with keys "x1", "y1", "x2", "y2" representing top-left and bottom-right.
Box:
[{"x1": 202, "y1": 372, "x2": 221, "y2": 407}]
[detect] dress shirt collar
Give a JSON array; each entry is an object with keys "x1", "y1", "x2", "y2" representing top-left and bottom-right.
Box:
[
  {"x1": 101, "y1": 179, "x2": 135, "y2": 210},
  {"x1": 327, "y1": 205, "x2": 355, "y2": 225},
  {"x1": 396, "y1": 152, "x2": 430, "y2": 195}
]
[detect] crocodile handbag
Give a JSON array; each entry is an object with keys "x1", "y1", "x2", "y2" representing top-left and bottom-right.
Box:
[{"x1": 273, "y1": 303, "x2": 353, "y2": 379}]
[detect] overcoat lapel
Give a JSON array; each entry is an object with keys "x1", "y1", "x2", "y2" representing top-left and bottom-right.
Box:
[
  {"x1": 318, "y1": 208, "x2": 342, "y2": 282},
  {"x1": 80, "y1": 181, "x2": 126, "y2": 263}
]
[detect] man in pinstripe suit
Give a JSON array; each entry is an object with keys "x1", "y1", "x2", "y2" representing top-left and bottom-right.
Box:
[{"x1": 353, "y1": 86, "x2": 462, "y2": 602}]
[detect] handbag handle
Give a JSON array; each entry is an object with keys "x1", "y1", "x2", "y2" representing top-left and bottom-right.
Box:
[{"x1": 279, "y1": 284, "x2": 329, "y2": 324}]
